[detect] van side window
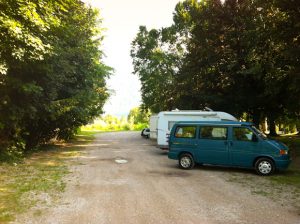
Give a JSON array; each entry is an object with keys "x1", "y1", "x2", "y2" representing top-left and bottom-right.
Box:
[
  {"x1": 200, "y1": 126, "x2": 227, "y2": 140},
  {"x1": 175, "y1": 126, "x2": 196, "y2": 138},
  {"x1": 233, "y1": 127, "x2": 254, "y2": 141}
]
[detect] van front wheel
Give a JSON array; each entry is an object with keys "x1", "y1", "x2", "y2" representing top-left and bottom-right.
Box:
[
  {"x1": 179, "y1": 153, "x2": 195, "y2": 169},
  {"x1": 255, "y1": 158, "x2": 275, "y2": 176}
]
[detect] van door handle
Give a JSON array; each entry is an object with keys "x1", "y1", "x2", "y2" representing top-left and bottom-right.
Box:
[{"x1": 229, "y1": 141, "x2": 233, "y2": 146}]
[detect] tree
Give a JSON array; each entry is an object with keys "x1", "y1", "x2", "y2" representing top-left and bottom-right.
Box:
[
  {"x1": 272, "y1": 0, "x2": 300, "y2": 133},
  {"x1": 0, "y1": 0, "x2": 110, "y2": 151},
  {"x1": 131, "y1": 26, "x2": 183, "y2": 113},
  {"x1": 127, "y1": 107, "x2": 150, "y2": 124},
  {"x1": 131, "y1": 0, "x2": 300, "y2": 135}
]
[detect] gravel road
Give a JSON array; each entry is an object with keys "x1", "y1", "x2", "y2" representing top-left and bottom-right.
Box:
[{"x1": 15, "y1": 131, "x2": 300, "y2": 224}]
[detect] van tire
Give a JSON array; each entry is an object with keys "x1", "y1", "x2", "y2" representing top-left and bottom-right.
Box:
[
  {"x1": 179, "y1": 153, "x2": 195, "y2": 170},
  {"x1": 255, "y1": 158, "x2": 275, "y2": 176}
]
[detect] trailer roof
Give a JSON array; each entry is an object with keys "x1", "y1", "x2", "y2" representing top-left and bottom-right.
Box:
[
  {"x1": 175, "y1": 121, "x2": 253, "y2": 126},
  {"x1": 160, "y1": 111, "x2": 218, "y2": 115}
]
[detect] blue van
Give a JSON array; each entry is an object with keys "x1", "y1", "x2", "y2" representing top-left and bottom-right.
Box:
[{"x1": 168, "y1": 121, "x2": 291, "y2": 175}]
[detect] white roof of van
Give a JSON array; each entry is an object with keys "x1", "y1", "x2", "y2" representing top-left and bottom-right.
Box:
[{"x1": 158, "y1": 111, "x2": 237, "y2": 121}]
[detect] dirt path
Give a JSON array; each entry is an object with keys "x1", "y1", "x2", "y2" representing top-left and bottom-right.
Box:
[{"x1": 15, "y1": 132, "x2": 300, "y2": 224}]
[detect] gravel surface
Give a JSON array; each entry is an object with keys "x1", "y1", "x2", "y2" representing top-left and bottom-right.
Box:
[{"x1": 14, "y1": 132, "x2": 300, "y2": 224}]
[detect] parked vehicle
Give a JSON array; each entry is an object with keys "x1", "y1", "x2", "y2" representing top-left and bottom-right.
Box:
[
  {"x1": 152, "y1": 110, "x2": 237, "y2": 149},
  {"x1": 149, "y1": 115, "x2": 158, "y2": 139},
  {"x1": 168, "y1": 121, "x2": 291, "y2": 175},
  {"x1": 141, "y1": 128, "x2": 150, "y2": 138}
]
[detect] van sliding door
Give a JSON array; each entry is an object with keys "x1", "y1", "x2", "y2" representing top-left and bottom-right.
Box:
[
  {"x1": 230, "y1": 127, "x2": 259, "y2": 167},
  {"x1": 197, "y1": 126, "x2": 229, "y2": 165}
]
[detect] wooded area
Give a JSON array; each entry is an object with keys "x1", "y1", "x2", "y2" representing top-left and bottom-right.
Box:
[
  {"x1": 131, "y1": 0, "x2": 300, "y2": 135},
  {"x1": 1, "y1": 0, "x2": 299, "y2": 158},
  {"x1": 0, "y1": 0, "x2": 110, "y2": 155}
]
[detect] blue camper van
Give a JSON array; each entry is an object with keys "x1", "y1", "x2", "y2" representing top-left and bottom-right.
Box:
[{"x1": 168, "y1": 121, "x2": 291, "y2": 175}]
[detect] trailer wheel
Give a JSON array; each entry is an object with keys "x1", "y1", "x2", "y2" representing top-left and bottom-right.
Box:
[{"x1": 179, "y1": 153, "x2": 195, "y2": 169}]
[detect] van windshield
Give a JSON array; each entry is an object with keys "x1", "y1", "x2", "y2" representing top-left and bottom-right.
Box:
[{"x1": 251, "y1": 126, "x2": 268, "y2": 140}]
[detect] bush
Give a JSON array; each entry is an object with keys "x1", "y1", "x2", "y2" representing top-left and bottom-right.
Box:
[{"x1": 81, "y1": 115, "x2": 148, "y2": 132}]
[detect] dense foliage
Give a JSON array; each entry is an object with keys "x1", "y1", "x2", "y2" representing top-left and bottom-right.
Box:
[
  {"x1": 127, "y1": 107, "x2": 150, "y2": 124},
  {"x1": 131, "y1": 0, "x2": 300, "y2": 134},
  {"x1": 0, "y1": 0, "x2": 110, "y2": 152},
  {"x1": 82, "y1": 112, "x2": 149, "y2": 132}
]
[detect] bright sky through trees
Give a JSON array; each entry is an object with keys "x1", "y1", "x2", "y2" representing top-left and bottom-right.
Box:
[{"x1": 85, "y1": 0, "x2": 180, "y2": 116}]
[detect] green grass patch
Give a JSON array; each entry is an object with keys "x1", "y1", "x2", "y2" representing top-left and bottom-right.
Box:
[
  {"x1": 251, "y1": 190, "x2": 271, "y2": 197},
  {"x1": 0, "y1": 133, "x2": 94, "y2": 223},
  {"x1": 226, "y1": 135, "x2": 300, "y2": 211},
  {"x1": 271, "y1": 135, "x2": 300, "y2": 187},
  {"x1": 269, "y1": 169, "x2": 300, "y2": 189},
  {"x1": 0, "y1": 155, "x2": 68, "y2": 222},
  {"x1": 81, "y1": 117, "x2": 148, "y2": 132},
  {"x1": 76, "y1": 129, "x2": 100, "y2": 141}
]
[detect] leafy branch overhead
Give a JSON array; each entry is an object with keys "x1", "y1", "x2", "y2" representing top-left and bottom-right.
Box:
[
  {"x1": 131, "y1": 0, "x2": 300, "y2": 133},
  {"x1": 0, "y1": 0, "x2": 111, "y2": 152}
]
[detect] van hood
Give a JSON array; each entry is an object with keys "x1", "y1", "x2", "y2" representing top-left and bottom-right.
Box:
[{"x1": 266, "y1": 139, "x2": 288, "y2": 150}]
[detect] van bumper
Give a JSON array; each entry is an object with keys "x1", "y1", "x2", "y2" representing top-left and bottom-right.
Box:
[{"x1": 275, "y1": 159, "x2": 291, "y2": 170}]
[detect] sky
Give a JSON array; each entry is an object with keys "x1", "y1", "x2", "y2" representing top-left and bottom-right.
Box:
[{"x1": 84, "y1": 0, "x2": 180, "y2": 117}]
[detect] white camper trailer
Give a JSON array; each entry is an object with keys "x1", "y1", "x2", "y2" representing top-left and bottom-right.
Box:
[
  {"x1": 149, "y1": 115, "x2": 158, "y2": 139},
  {"x1": 155, "y1": 110, "x2": 237, "y2": 149}
]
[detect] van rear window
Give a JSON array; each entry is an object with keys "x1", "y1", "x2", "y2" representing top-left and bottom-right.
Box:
[
  {"x1": 200, "y1": 126, "x2": 227, "y2": 140},
  {"x1": 175, "y1": 126, "x2": 196, "y2": 138}
]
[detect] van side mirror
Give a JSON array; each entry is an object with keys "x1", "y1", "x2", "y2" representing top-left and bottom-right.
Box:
[{"x1": 252, "y1": 134, "x2": 258, "y2": 142}]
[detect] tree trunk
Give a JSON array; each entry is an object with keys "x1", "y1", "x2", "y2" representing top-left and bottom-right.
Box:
[
  {"x1": 268, "y1": 116, "x2": 278, "y2": 136},
  {"x1": 252, "y1": 111, "x2": 261, "y2": 128}
]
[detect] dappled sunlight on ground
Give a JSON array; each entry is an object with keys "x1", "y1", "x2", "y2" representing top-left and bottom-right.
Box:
[
  {"x1": 64, "y1": 143, "x2": 109, "y2": 148},
  {"x1": 0, "y1": 131, "x2": 101, "y2": 222},
  {"x1": 0, "y1": 187, "x2": 9, "y2": 193},
  {"x1": 59, "y1": 151, "x2": 82, "y2": 156},
  {"x1": 39, "y1": 161, "x2": 60, "y2": 167},
  {"x1": 76, "y1": 156, "x2": 98, "y2": 159}
]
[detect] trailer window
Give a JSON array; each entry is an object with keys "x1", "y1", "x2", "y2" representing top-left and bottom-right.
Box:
[
  {"x1": 200, "y1": 126, "x2": 227, "y2": 140},
  {"x1": 175, "y1": 126, "x2": 196, "y2": 138}
]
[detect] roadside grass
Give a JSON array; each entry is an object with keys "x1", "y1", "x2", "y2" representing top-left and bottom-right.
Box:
[
  {"x1": 0, "y1": 132, "x2": 96, "y2": 223},
  {"x1": 76, "y1": 129, "x2": 100, "y2": 141},
  {"x1": 270, "y1": 135, "x2": 300, "y2": 188},
  {"x1": 226, "y1": 135, "x2": 300, "y2": 211},
  {"x1": 81, "y1": 121, "x2": 147, "y2": 132}
]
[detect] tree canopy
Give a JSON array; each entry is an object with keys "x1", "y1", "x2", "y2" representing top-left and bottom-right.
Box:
[
  {"x1": 0, "y1": 0, "x2": 111, "y2": 151},
  {"x1": 127, "y1": 107, "x2": 150, "y2": 124},
  {"x1": 131, "y1": 0, "x2": 300, "y2": 134}
]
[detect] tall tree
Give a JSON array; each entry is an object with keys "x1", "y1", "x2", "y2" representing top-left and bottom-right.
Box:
[
  {"x1": 131, "y1": 0, "x2": 300, "y2": 135},
  {"x1": 0, "y1": 0, "x2": 110, "y2": 151},
  {"x1": 131, "y1": 26, "x2": 183, "y2": 113},
  {"x1": 273, "y1": 0, "x2": 300, "y2": 132}
]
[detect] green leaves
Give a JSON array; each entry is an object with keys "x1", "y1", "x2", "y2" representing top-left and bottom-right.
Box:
[
  {"x1": 128, "y1": 107, "x2": 150, "y2": 125},
  {"x1": 0, "y1": 0, "x2": 54, "y2": 62},
  {"x1": 131, "y1": 0, "x2": 300, "y2": 130},
  {"x1": 0, "y1": 0, "x2": 110, "y2": 152},
  {"x1": 131, "y1": 26, "x2": 182, "y2": 112}
]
